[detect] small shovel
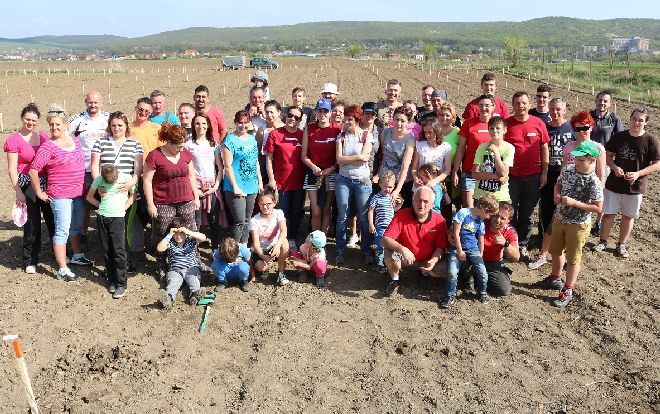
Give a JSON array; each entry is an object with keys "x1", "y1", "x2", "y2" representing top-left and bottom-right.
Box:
[{"x1": 197, "y1": 292, "x2": 216, "y2": 333}]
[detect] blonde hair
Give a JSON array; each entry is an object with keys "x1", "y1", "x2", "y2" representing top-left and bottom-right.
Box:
[
  {"x1": 382, "y1": 171, "x2": 396, "y2": 183},
  {"x1": 478, "y1": 194, "x2": 500, "y2": 215}
]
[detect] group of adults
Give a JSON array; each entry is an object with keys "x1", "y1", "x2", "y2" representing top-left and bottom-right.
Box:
[{"x1": 5, "y1": 72, "x2": 658, "y2": 301}]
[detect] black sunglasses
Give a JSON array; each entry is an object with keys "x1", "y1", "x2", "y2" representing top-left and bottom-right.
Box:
[
  {"x1": 287, "y1": 113, "x2": 302, "y2": 121},
  {"x1": 574, "y1": 125, "x2": 590, "y2": 132}
]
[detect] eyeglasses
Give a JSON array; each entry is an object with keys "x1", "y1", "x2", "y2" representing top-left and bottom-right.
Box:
[
  {"x1": 286, "y1": 113, "x2": 302, "y2": 121},
  {"x1": 574, "y1": 125, "x2": 590, "y2": 132}
]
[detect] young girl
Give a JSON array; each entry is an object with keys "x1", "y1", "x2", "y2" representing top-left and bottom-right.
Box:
[
  {"x1": 402, "y1": 100, "x2": 422, "y2": 139},
  {"x1": 156, "y1": 217, "x2": 208, "y2": 308},
  {"x1": 417, "y1": 163, "x2": 451, "y2": 213},
  {"x1": 187, "y1": 113, "x2": 223, "y2": 250},
  {"x1": 411, "y1": 117, "x2": 452, "y2": 191},
  {"x1": 288, "y1": 230, "x2": 328, "y2": 287},
  {"x1": 249, "y1": 189, "x2": 290, "y2": 285},
  {"x1": 211, "y1": 237, "x2": 251, "y2": 293},
  {"x1": 86, "y1": 164, "x2": 135, "y2": 298}
]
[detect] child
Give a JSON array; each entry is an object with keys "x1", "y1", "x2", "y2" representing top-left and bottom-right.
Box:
[
  {"x1": 541, "y1": 140, "x2": 603, "y2": 308},
  {"x1": 156, "y1": 217, "x2": 208, "y2": 308},
  {"x1": 441, "y1": 194, "x2": 500, "y2": 308},
  {"x1": 250, "y1": 71, "x2": 270, "y2": 100},
  {"x1": 472, "y1": 116, "x2": 515, "y2": 203},
  {"x1": 86, "y1": 164, "x2": 135, "y2": 299},
  {"x1": 416, "y1": 163, "x2": 451, "y2": 213},
  {"x1": 249, "y1": 188, "x2": 290, "y2": 285},
  {"x1": 212, "y1": 237, "x2": 251, "y2": 293},
  {"x1": 368, "y1": 171, "x2": 396, "y2": 272},
  {"x1": 288, "y1": 230, "x2": 328, "y2": 287}
]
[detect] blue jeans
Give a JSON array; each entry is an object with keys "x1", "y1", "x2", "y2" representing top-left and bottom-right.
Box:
[
  {"x1": 374, "y1": 226, "x2": 386, "y2": 265},
  {"x1": 446, "y1": 248, "x2": 488, "y2": 297},
  {"x1": 276, "y1": 189, "x2": 304, "y2": 242},
  {"x1": 212, "y1": 260, "x2": 250, "y2": 284},
  {"x1": 335, "y1": 174, "x2": 372, "y2": 255},
  {"x1": 50, "y1": 196, "x2": 85, "y2": 244}
]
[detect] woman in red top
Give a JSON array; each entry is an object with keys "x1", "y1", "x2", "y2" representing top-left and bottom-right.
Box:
[
  {"x1": 301, "y1": 98, "x2": 342, "y2": 232},
  {"x1": 3, "y1": 103, "x2": 54, "y2": 273},
  {"x1": 265, "y1": 106, "x2": 305, "y2": 248},
  {"x1": 143, "y1": 124, "x2": 200, "y2": 261}
]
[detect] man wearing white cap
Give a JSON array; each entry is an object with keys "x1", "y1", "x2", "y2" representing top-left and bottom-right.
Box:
[{"x1": 320, "y1": 83, "x2": 340, "y2": 101}]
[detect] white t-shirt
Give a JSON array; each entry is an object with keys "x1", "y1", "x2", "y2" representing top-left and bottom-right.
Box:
[
  {"x1": 68, "y1": 111, "x2": 110, "y2": 172},
  {"x1": 416, "y1": 140, "x2": 452, "y2": 172},
  {"x1": 248, "y1": 209, "x2": 285, "y2": 251},
  {"x1": 186, "y1": 138, "x2": 217, "y2": 179}
]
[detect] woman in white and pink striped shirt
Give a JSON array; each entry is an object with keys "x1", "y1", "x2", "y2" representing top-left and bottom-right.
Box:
[{"x1": 29, "y1": 110, "x2": 90, "y2": 281}]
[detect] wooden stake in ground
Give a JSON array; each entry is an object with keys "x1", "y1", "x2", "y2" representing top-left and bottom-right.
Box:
[
  {"x1": 3, "y1": 335, "x2": 40, "y2": 414},
  {"x1": 0, "y1": 113, "x2": 4, "y2": 132}
]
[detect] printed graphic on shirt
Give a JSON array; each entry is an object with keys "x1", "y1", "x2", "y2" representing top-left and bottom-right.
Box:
[{"x1": 477, "y1": 153, "x2": 501, "y2": 193}]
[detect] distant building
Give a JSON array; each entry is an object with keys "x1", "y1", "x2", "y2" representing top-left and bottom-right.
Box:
[
  {"x1": 583, "y1": 45, "x2": 598, "y2": 54},
  {"x1": 414, "y1": 54, "x2": 424, "y2": 61},
  {"x1": 610, "y1": 37, "x2": 649, "y2": 53},
  {"x1": 183, "y1": 49, "x2": 199, "y2": 57}
]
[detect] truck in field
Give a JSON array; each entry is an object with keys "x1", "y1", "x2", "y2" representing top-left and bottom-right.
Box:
[
  {"x1": 250, "y1": 57, "x2": 279, "y2": 69},
  {"x1": 221, "y1": 55, "x2": 247, "y2": 70}
]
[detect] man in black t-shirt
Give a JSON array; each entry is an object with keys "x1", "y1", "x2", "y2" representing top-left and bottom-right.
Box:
[
  {"x1": 590, "y1": 90, "x2": 624, "y2": 147},
  {"x1": 595, "y1": 108, "x2": 660, "y2": 258},
  {"x1": 528, "y1": 84, "x2": 552, "y2": 125}
]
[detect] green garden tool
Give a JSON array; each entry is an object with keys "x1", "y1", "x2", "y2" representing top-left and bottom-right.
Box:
[{"x1": 197, "y1": 292, "x2": 216, "y2": 333}]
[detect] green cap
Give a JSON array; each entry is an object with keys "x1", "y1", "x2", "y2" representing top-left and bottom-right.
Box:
[{"x1": 569, "y1": 140, "x2": 600, "y2": 158}]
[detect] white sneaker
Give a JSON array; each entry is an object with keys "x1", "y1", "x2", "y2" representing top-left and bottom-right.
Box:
[
  {"x1": 528, "y1": 256, "x2": 548, "y2": 270},
  {"x1": 347, "y1": 234, "x2": 360, "y2": 248},
  {"x1": 25, "y1": 265, "x2": 36, "y2": 274}
]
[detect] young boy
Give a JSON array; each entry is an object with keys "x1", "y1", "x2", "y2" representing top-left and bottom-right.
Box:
[
  {"x1": 542, "y1": 140, "x2": 603, "y2": 308},
  {"x1": 249, "y1": 188, "x2": 290, "y2": 285},
  {"x1": 416, "y1": 163, "x2": 451, "y2": 213},
  {"x1": 212, "y1": 237, "x2": 252, "y2": 292},
  {"x1": 86, "y1": 164, "x2": 135, "y2": 299},
  {"x1": 368, "y1": 171, "x2": 396, "y2": 272},
  {"x1": 288, "y1": 230, "x2": 328, "y2": 287},
  {"x1": 472, "y1": 116, "x2": 516, "y2": 202},
  {"x1": 285, "y1": 87, "x2": 313, "y2": 128},
  {"x1": 156, "y1": 217, "x2": 208, "y2": 308},
  {"x1": 441, "y1": 194, "x2": 500, "y2": 308}
]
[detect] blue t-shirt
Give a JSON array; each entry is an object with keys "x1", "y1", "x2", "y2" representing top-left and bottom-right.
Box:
[
  {"x1": 431, "y1": 184, "x2": 443, "y2": 213},
  {"x1": 149, "y1": 112, "x2": 181, "y2": 125},
  {"x1": 369, "y1": 193, "x2": 394, "y2": 230},
  {"x1": 453, "y1": 208, "x2": 485, "y2": 251},
  {"x1": 212, "y1": 243, "x2": 251, "y2": 281},
  {"x1": 222, "y1": 133, "x2": 259, "y2": 194}
]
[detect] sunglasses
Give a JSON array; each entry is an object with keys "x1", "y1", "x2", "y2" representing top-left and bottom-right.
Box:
[
  {"x1": 286, "y1": 113, "x2": 302, "y2": 121},
  {"x1": 574, "y1": 125, "x2": 590, "y2": 132}
]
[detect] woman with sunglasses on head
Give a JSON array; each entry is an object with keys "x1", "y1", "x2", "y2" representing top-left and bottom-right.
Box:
[
  {"x1": 378, "y1": 105, "x2": 416, "y2": 208},
  {"x1": 187, "y1": 112, "x2": 224, "y2": 252},
  {"x1": 90, "y1": 111, "x2": 144, "y2": 272},
  {"x1": 264, "y1": 107, "x2": 305, "y2": 250},
  {"x1": 222, "y1": 110, "x2": 263, "y2": 246},
  {"x1": 4, "y1": 103, "x2": 54, "y2": 274}
]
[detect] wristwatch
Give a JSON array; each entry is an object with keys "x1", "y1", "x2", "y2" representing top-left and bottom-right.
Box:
[{"x1": 503, "y1": 240, "x2": 510, "y2": 248}]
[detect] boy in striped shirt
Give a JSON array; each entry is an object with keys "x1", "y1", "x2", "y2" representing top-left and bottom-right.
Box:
[
  {"x1": 368, "y1": 171, "x2": 400, "y2": 272},
  {"x1": 156, "y1": 217, "x2": 207, "y2": 308}
]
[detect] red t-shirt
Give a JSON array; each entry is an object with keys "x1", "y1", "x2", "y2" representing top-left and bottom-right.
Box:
[
  {"x1": 458, "y1": 117, "x2": 491, "y2": 170},
  {"x1": 306, "y1": 123, "x2": 341, "y2": 169},
  {"x1": 264, "y1": 126, "x2": 305, "y2": 190},
  {"x1": 504, "y1": 116, "x2": 550, "y2": 177},
  {"x1": 463, "y1": 96, "x2": 510, "y2": 120},
  {"x1": 482, "y1": 224, "x2": 518, "y2": 262},
  {"x1": 384, "y1": 208, "x2": 449, "y2": 262},
  {"x1": 145, "y1": 147, "x2": 194, "y2": 205},
  {"x1": 207, "y1": 106, "x2": 227, "y2": 144}
]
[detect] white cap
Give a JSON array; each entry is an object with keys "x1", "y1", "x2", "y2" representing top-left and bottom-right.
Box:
[{"x1": 320, "y1": 83, "x2": 340, "y2": 95}]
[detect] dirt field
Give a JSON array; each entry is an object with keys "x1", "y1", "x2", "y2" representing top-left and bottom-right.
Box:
[{"x1": 0, "y1": 58, "x2": 658, "y2": 413}]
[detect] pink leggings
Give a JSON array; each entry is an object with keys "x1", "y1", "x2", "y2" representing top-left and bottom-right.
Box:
[{"x1": 290, "y1": 251, "x2": 327, "y2": 277}]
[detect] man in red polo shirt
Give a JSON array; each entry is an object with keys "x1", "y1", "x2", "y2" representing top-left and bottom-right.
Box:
[
  {"x1": 382, "y1": 186, "x2": 449, "y2": 296},
  {"x1": 463, "y1": 72, "x2": 510, "y2": 120},
  {"x1": 504, "y1": 91, "x2": 550, "y2": 260}
]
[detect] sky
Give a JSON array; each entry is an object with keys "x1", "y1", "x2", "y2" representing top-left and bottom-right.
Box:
[{"x1": 1, "y1": 0, "x2": 658, "y2": 38}]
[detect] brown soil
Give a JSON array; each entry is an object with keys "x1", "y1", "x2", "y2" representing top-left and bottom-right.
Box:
[{"x1": 0, "y1": 58, "x2": 658, "y2": 413}]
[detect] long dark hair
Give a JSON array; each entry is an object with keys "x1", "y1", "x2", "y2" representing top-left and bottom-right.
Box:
[{"x1": 192, "y1": 112, "x2": 215, "y2": 146}]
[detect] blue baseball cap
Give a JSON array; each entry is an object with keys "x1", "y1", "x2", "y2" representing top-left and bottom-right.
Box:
[
  {"x1": 315, "y1": 98, "x2": 332, "y2": 111},
  {"x1": 308, "y1": 230, "x2": 327, "y2": 249}
]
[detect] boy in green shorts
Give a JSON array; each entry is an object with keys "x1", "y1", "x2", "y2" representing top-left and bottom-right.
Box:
[{"x1": 542, "y1": 140, "x2": 603, "y2": 308}]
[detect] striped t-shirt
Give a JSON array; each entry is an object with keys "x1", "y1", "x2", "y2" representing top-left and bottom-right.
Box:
[
  {"x1": 29, "y1": 137, "x2": 85, "y2": 199},
  {"x1": 91, "y1": 136, "x2": 143, "y2": 176},
  {"x1": 369, "y1": 193, "x2": 395, "y2": 230},
  {"x1": 167, "y1": 236, "x2": 198, "y2": 271}
]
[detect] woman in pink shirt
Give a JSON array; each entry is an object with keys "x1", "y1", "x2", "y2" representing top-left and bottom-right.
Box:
[
  {"x1": 3, "y1": 104, "x2": 54, "y2": 273},
  {"x1": 29, "y1": 110, "x2": 89, "y2": 281}
]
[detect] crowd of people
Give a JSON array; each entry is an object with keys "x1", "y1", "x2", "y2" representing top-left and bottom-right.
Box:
[{"x1": 5, "y1": 72, "x2": 659, "y2": 309}]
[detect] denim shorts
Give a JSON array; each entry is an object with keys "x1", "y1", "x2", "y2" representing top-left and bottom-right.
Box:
[
  {"x1": 51, "y1": 196, "x2": 85, "y2": 244},
  {"x1": 460, "y1": 172, "x2": 477, "y2": 192}
]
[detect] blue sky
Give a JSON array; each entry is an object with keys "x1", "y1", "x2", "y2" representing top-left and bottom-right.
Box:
[{"x1": 1, "y1": 0, "x2": 657, "y2": 38}]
